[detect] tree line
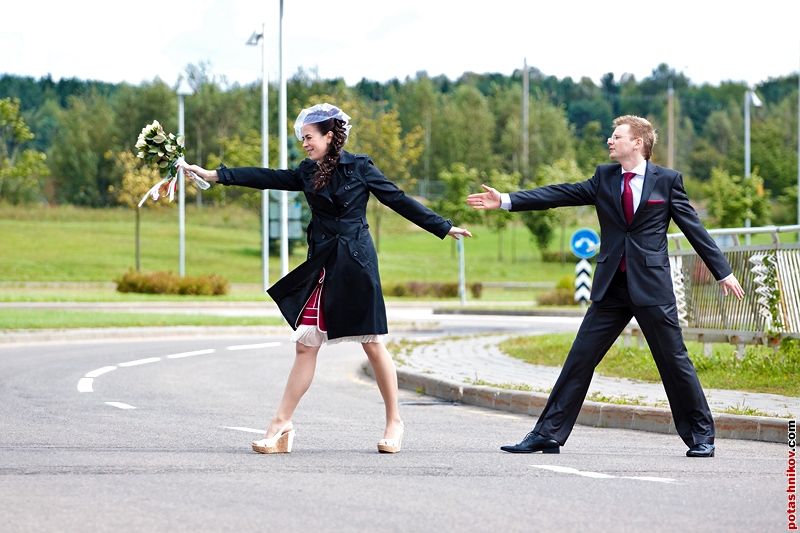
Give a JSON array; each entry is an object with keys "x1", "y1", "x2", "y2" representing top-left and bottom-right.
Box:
[{"x1": 1, "y1": 62, "x2": 798, "y2": 252}]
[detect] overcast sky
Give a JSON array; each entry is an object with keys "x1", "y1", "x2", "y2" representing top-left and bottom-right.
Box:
[{"x1": 3, "y1": 0, "x2": 799, "y2": 90}]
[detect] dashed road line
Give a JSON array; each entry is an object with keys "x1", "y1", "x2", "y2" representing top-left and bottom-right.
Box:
[
  {"x1": 226, "y1": 342, "x2": 281, "y2": 351},
  {"x1": 118, "y1": 357, "x2": 162, "y2": 367},
  {"x1": 77, "y1": 342, "x2": 282, "y2": 396},
  {"x1": 106, "y1": 402, "x2": 136, "y2": 409},
  {"x1": 531, "y1": 465, "x2": 677, "y2": 483},
  {"x1": 166, "y1": 349, "x2": 216, "y2": 359},
  {"x1": 86, "y1": 366, "x2": 116, "y2": 378},
  {"x1": 224, "y1": 426, "x2": 266, "y2": 434}
]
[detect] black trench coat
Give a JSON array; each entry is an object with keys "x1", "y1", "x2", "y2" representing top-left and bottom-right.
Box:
[{"x1": 216, "y1": 151, "x2": 453, "y2": 340}]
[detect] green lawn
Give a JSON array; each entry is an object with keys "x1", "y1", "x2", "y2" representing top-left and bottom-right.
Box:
[
  {"x1": 0, "y1": 309, "x2": 285, "y2": 329},
  {"x1": 0, "y1": 202, "x2": 580, "y2": 287},
  {"x1": 500, "y1": 333, "x2": 800, "y2": 399}
]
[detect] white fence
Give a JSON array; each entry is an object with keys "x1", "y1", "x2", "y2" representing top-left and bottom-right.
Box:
[{"x1": 668, "y1": 225, "x2": 800, "y2": 346}]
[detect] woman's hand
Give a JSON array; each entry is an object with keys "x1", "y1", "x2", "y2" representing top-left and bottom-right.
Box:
[
  {"x1": 447, "y1": 226, "x2": 473, "y2": 240},
  {"x1": 181, "y1": 164, "x2": 219, "y2": 183},
  {"x1": 467, "y1": 184, "x2": 502, "y2": 210}
]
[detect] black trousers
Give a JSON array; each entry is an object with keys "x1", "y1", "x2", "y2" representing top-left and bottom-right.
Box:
[{"x1": 533, "y1": 270, "x2": 715, "y2": 447}]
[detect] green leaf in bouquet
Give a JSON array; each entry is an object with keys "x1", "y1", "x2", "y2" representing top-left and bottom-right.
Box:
[
  {"x1": 159, "y1": 160, "x2": 169, "y2": 168},
  {"x1": 153, "y1": 133, "x2": 166, "y2": 144},
  {"x1": 177, "y1": 135, "x2": 185, "y2": 147}
]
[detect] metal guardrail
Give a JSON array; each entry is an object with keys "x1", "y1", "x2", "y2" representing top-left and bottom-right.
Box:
[{"x1": 667, "y1": 225, "x2": 800, "y2": 345}]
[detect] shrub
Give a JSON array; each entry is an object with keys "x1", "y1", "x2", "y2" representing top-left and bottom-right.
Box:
[
  {"x1": 555, "y1": 275, "x2": 574, "y2": 290},
  {"x1": 540, "y1": 249, "x2": 565, "y2": 263},
  {"x1": 381, "y1": 281, "x2": 480, "y2": 299},
  {"x1": 470, "y1": 282, "x2": 483, "y2": 299},
  {"x1": 115, "y1": 269, "x2": 230, "y2": 296},
  {"x1": 405, "y1": 281, "x2": 429, "y2": 298},
  {"x1": 537, "y1": 288, "x2": 578, "y2": 306},
  {"x1": 384, "y1": 283, "x2": 409, "y2": 297}
]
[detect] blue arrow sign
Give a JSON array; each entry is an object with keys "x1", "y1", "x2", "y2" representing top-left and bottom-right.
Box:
[{"x1": 570, "y1": 228, "x2": 600, "y2": 259}]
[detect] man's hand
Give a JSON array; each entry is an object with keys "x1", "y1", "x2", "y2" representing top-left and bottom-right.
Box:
[
  {"x1": 720, "y1": 274, "x2": 744, "y2": 300},
  {"x1": 467, "y1": 184, "x2": 502, "y2": 210}
]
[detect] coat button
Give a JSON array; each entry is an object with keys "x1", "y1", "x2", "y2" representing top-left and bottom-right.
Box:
[
  {"x1": 343, "y1": 202, "x2": 349, "y2": 207},
  {"x1": 335, "y1": 217, "x2": 339, "y2": 221},
  {"x1": 344, "y1": 185, "x2": 350, "y2": 190},
  {"x1": 322, "y1": 234, "x2": 326, "y2": 239},
  {"x1": 353, "y1": 251, "x2": 358, "y2": 256},
  {"x1": 626, "y1": 232, "x2": 631, "y2": 236}
]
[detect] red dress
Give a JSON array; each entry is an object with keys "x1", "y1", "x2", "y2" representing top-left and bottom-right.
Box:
[{"x1": 297, "y1": 269, "x2": 326, "y2": 332}]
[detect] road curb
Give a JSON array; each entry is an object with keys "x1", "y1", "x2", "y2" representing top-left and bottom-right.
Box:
[
  {"x1": 388, "y1": 367, "x2": 790, "y2": 444},
  {"x1": 434, "y1": 308, "x2": 586, "y2": 317}
]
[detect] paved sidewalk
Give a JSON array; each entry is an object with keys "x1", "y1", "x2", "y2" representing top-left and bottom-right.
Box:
[{"x1": 386, "y1": 333, "x2": 796, "y2": 444}]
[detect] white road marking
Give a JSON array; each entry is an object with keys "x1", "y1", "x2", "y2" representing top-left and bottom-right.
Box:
[
  {"x1": 118, "y1": 357, "x2": 161, "y2": 367},
  {"x1": 85, "y1": 366, "x2": 116, "y2": 378},
  {"x1": 77, "y1": 378, "x2": 94, "y2": 393},
  {"x1": 224, "y1": 426, "x2": 267, "y2": 434},
  {"x1": 226, "y1": 342, "x2": 281, "y2": 351},
  {"x1": 531, "y1": 465, "x2": 677, "y2": 483},
  {"x1": 106, "y1": 402, "x2": 136, "y2": 409},
  {"x1": 166, "y1": 349, "x2": 215, "y2": 359}
]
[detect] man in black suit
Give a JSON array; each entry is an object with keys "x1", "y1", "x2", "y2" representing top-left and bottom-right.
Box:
[{"x1": 467, "y1": 115, "x2": 744, "y2": 457}]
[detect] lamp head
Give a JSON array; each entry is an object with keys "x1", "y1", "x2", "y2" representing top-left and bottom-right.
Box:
[{"x1": 246, "y1": 31, "x2": 263, "y2": 46}]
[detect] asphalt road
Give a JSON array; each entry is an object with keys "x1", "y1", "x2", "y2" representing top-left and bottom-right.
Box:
[{"x1": 0, "y1": 330, "x2": 790, "y2": 532}]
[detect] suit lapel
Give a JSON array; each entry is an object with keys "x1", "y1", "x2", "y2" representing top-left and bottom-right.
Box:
[
  {"x1": 633, "y1": 161, "x2": 658, "y2": 223},
  {"x1": 609, "y1": 165, "x2": 627, "y2": 225}
]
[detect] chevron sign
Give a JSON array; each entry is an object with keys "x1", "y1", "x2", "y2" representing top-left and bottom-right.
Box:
[{"x1": 574, "y1": 259, "x2": 592, "y2": 303}]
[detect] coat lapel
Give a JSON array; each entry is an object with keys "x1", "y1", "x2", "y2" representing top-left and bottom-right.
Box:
[{"x1": 299, "y1": 159, "x2": 333, "y2": 204}]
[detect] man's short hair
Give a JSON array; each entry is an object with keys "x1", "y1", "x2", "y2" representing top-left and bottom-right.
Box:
[{"x1": 614, "y1": 115, "x2": 658, "y2": 160}]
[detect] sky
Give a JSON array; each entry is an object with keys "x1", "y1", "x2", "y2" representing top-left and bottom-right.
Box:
[{"x1": 3, "y1": 0, "x2": 799, "y2": 90}]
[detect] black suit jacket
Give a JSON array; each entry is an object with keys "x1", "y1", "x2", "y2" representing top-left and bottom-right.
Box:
[{"x1": 510, "y1": 161, "x2": 731, "y2": 307}]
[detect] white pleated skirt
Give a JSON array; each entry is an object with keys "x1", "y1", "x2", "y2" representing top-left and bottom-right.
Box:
[{"x1": 290, "y1": 325, "x2": 385, "y2": 347}]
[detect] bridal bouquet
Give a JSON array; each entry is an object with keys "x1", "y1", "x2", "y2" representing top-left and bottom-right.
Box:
[{"x1": 135, "y1": 120, "x2": 209, "y2": 207}]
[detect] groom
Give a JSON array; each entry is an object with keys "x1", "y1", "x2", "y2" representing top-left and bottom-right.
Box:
[{"x1": 467, "y1": 115, "x2": 744, "y2": 458}]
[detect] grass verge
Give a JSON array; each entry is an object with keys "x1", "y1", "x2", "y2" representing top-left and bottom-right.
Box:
[
  {"x1": 499, "y1": 333, "x2": 800, "y2": 398},
  {"x1": 0, "y1": 310, "x2": 285, "y2": 330}
]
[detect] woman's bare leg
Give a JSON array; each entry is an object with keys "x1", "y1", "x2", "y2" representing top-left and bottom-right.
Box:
[
  {"x1": 362, "y1": 341, "x2": 403, "y2": 440},
  {"x1": 263, "y1": 342, "x2": 321, "y2": 438}
]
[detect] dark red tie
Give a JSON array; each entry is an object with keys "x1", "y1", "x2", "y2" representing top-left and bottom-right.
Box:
[{"x1": 620, "y1": 172, "x2": 636, "y2": 271}]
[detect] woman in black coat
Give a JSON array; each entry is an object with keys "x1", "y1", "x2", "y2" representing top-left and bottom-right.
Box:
[{"x1": 184, "y1": 103, "x2": 471, "y2": 455}]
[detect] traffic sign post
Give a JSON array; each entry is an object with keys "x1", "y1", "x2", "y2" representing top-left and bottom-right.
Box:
[
  {"x1": 570, "y1": 228, "x2": 599, "y2": 308},
  {"x1": 574, "y1": 259, "x2": 592, "y2": 307}
]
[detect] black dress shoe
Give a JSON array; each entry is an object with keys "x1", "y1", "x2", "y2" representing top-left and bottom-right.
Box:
[
  {"x1": 501, "y1": 431, "x2": 560, "y2": 454},
  {"x1": 686, "y1": 443, "x2": 715, "y2": 457}
]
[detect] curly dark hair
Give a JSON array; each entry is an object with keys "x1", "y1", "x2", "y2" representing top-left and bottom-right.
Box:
[{"x1": 311, "y1": 118, "x2": 348, "y2": 191}]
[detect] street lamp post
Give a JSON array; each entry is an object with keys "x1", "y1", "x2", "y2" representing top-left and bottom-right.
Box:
[
  {"x1": 744, "y1": 88, "x2": 762, "y2": 244},
  {"x1": 278, "y1": 0, "x2": 289, "y2": 277},
  {"x1": 177, "y1": 79, "x2": 193, "y2": 277},
  {"x1": 247, "y1": 24, "x2": 270, "y2": 290}
]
